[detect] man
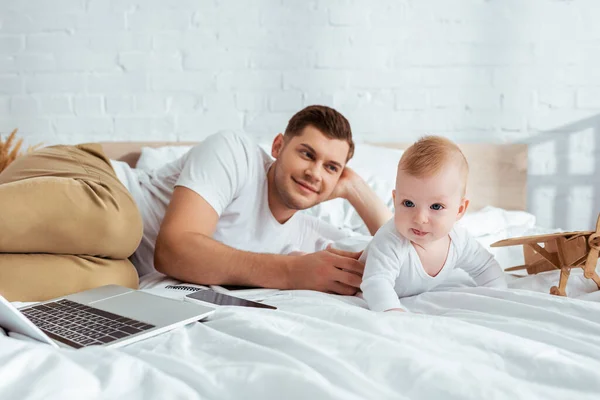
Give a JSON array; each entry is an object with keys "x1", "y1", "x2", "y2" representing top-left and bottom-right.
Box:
[{"x1": 0, "y1": 105, "x2": 392, "y2": 301}]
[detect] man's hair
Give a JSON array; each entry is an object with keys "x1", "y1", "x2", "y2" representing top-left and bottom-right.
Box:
[
  {"x1": 398, "y1": 135, "x2": 469, "y2": 196},
  {"x1": 284, "y1": 105, "x2": 355, "y2": 161}
]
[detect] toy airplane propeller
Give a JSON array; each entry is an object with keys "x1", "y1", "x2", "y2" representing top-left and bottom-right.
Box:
[{"x1": 491, "y1": 213, "x2": 600, "y2": 297}]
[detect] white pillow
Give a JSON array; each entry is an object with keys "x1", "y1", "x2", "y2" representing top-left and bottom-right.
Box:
[
  {"x1": 299, "y1": 144, "x2": 402, "y2": 235},
  {"x1": 136, "y1": 145, "x2": 193, "y2": 171},
  {"x1": 134, "y1": 142, "x2": 402, "y2": 235}
]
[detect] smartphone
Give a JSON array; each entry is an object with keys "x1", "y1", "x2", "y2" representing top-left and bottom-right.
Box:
[{"x1": 185, "y1": 289, "x2": 277, "y2": 310}]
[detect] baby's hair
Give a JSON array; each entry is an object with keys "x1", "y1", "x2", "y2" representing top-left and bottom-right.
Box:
[{"x1": 398, "y1": 135, "x2": 469, "y2": 196}]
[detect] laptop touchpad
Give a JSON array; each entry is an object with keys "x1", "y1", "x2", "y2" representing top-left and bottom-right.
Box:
[{"x1": 91, "y1": 292, "x2": 209, "y2": 326}]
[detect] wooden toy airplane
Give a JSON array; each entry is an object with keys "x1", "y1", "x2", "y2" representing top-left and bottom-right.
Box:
[{"x1": 491, "y1": 213, "x2": 600, "y2": 297}]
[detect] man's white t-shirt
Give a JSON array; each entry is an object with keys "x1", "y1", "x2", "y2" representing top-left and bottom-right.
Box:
[
  {"x1": 113, "y1": 131, "x2": 348, "y2": 276},
  {"x1": 359, "y1": 219, "x2": 507, "y2": 312}
]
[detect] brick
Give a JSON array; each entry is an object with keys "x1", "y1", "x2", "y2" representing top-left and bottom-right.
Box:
[
  {"x1": 184, "y1": 50, "x2": 248, "y2": 70},
  {"x1": 218, "y1": 71, "x2": 281, "y2": 90},
  {"x1": 0, "y1": 118, "x2": 51, "y2": 134},
  {"x1": 493, "y1": 67, "x2": 566, "y2": 87},
  {"x1": 430, "y1": 90, "x2": 500, "y2": 110},
  {"x1": 0, "y1": 75, "x2": 22, "y2": 94},
  {"x1": 334, "y1": 91, "x2": 395, "y2": 112},
  {"x1": 105, "y1": 96, "x2": 134, "y2": 115},
  {"x1": 9, "y1": 96, "x2": 39, "y2": 115},
  {"x1": 88, "y1": 74, "x2": 147, "y2": 93},
  {"x1": 87, "y1": 33, "x2": 152, "y2": 52},
  {"x1": 243, "y1": 112, "x2": 290, "y2": 135},
  {"x1": 114, "y1": 116, "x2": 175, "y2": 139},
  {"x1": 369, "y1": 0, "x2": 409, "y2": 27},
  {"x1": 0, "y1": 56, "x2": 15, "y2": 72},
  {"x1": 0, "y1": 36, "x2": 23, "y2": 54},
  {"x1": 151, "y1": 73, "x2": 216, "y2": 92},
  {"x1": 248, "y1": 49, "x2": 315, "y2": 69},
  {"x1": 422, "y1": 68, "x2": 492, "y2": 87},
  {"x1": 177, "y1": 112, "x2": 243, "y2": 139},
  {"x1": 269, "y1": 92, "x2": 303, "y2": 112},
  {"x1": 13, "y1": 54, "x2": 56, "y2": 72},
  {"x1": 235, "y1": 92, "x2": 268, "y2": 111},
  {"x1": 55, "y1": 52, "x2": 119, "y2": 72},
  {"x1": 25, "y1": 73, "x2": 85, "y2": 95},
  {"x1": 347, "y1": 70, "x2": 420, "y2": 89},
  {"x1": 128, "y1": 11, "x2": 192, "y2": 31},
  {"x1": 500, "y1": 90, "x2": 535, "y2": 110},
  {"x1": 153, "y1": 31, "x2": 218, "y2": 52},
  {"x1": 284, "y1": 71, "x2": 346, "y2": 91},
  {"x1": 26, "y1": 34, "x2": 87, "y2": 52},
  {"x1": 134, "y1": 94, "x2": 167, "y2": 114},
  {"x1": 74, "y1": 96, "x2": 103, "y2": 116},
  {"x1": 119, "y1": 52, "x2": 181, "y2": 71},
  {"x1": 167, "y1": 94, "x2": 202, "y2": 113},
  {"x1": 203, "y1": 92, "x2": 236, "y2": 112},
  {"x1": 0, "y1": 12, "x2": 34, "y2": 33},
  {"x1": 395, "y1": 89, "x2": 430, "y2": 111},
  {"x1": 10, "y1": 0, "x2": 85, "y2": 12},
  {"x1": 193, "y1": 2, "x2": 260, "y2": 26},
  {"x1": 459, "y1": 110, "x2": 526, "y2": 132},
  {"x1": 53, "y1": 117, "x2": 113, "y2": 135},
  {"x1": 38, "y1": 95, "x2": 72, "y2": 114},
  {"x1": 260, "y1": 5, "x2": 328, "y2": 27},
  {"x1": 395, "y1": 44, "x2": 533, "y2": 67},
  {"x1": 73, "y1": 13, "x2": 126, "y2": 31},
  {"x1": 0, "y1": 97, "x2": 9, "y2": 114},
  {"x1": 328, "y1": 1, "x2": 370, "y2": 26},
  {"x1": 27, "y1": 13, "x2": 78, "y2": 32},
  {"x1": 302, "y1": 93, "x2": 334, "y2": 108},
  {"x1": 317, "y1": 47, "x2": 390, "y2": 69}
]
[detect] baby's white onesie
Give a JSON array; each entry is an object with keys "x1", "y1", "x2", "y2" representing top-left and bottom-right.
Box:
[{"x1": 360, "y1": 219, "x2": 507, "y2": 311}]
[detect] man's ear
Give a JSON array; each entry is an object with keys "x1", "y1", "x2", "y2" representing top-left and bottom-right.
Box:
[
  {"x1": 271, "y1": 133, "x2": 285, "y2": 158},
  {"x1": 456, "y1": 198, "x2": 470, "y2": 220}
]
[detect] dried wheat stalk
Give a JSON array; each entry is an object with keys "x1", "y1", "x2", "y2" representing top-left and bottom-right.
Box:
[{"x1": 0, "y1": 129, "x2": 42, "y2": 173}]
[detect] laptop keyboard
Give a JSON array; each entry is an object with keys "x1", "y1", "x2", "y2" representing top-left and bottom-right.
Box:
[{"x1": 20, "y1": 299, "x2": 155, "y2": 348}]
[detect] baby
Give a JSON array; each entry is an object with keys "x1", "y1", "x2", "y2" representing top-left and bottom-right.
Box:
[{"x1": 360, "y1": 136, "x2": 507, "y2": 312}]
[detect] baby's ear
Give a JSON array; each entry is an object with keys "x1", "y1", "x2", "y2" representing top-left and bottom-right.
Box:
[
  {"x1": 456, "y1": 198, "x2": 469, "y2": 220},
  {"x1": 392, "y1": 189, "x2": 396, "y2": 204}
]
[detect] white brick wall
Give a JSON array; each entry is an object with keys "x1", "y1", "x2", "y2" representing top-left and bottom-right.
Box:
[{"x1": 1, "y1": 0, "x2": 600, "y2": 230}]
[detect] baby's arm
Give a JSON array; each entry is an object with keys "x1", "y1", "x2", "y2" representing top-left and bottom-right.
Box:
[
  {"x1": 459, "y1": 233, "x2": 508, "y2": 289},
  {"x1": 360, "y1": 235, "x2": 406, "y2": 312}
]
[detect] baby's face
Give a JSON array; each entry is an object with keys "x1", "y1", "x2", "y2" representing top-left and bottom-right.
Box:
[{"x1": 393, "y1": 166, "x2": 468, "y2": 246}]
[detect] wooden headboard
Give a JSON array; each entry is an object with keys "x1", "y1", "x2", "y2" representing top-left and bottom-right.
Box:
[{"x1": 100, "y1": 141, "x2": 528, "y2": 212}]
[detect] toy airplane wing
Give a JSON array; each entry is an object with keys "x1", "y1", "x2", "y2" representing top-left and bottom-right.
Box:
[{"x1": 490, "y1": 230, "x2": 594, "y2": 248}]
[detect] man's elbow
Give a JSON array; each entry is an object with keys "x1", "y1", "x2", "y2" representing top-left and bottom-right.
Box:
[{"x1": 154, "y1": 234, "x2": 175, "y2": 275}]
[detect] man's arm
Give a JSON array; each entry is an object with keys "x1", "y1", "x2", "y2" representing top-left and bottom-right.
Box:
[
  {"x1": 333, "y1": 167, "x2": 393, "y2": 236},
  {"x1": 154, "y1": 187, "x2": 365, "y2": 295}
]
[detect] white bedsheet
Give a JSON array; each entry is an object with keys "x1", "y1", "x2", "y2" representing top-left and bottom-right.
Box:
[
  {"x1": 3, "y1": 211, "x2": 600, "y2": 399},
  {"x1": 2, "y1": 285, "x2": 600, "y2": 400}
]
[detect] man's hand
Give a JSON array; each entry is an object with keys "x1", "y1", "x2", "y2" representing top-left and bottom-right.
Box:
[
  {"x1": 287, "y1": 247, "x2": 364, "y2": 295},
  {"x1": 327, "y1": 166, "x2": 360, "y2": 201}
]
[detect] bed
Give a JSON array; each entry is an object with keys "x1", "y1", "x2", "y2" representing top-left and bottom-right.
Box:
[{"x1": 2, "y1": 140, "x2": 600, "y2": 400}]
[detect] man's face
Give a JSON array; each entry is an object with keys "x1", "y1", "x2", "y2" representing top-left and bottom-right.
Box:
[{"x1": 271, "y1": 125, "x2": 349, "y2": 211}]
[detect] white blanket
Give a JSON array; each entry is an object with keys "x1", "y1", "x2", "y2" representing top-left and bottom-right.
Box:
[{"x1": 2, "y1": 286, "x2": 600, "y2": 400}]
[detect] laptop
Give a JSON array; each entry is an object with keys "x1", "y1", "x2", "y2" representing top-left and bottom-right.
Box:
[{"x1": 0, "y1": 285, "x2": 215, "y2": 349}]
